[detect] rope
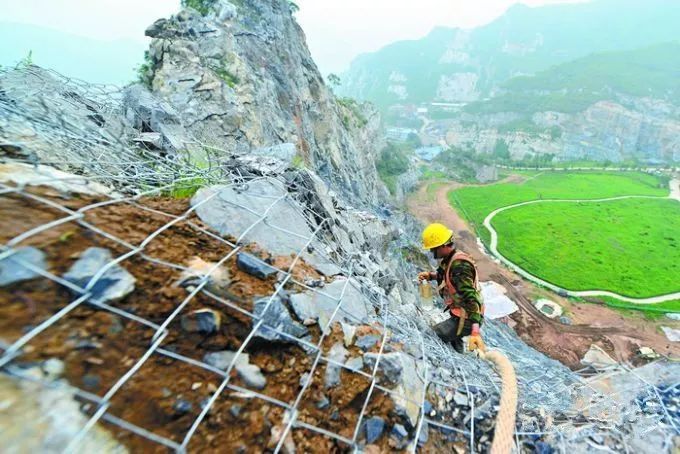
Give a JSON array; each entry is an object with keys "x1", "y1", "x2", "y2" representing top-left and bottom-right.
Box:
[{"x1": 477, "y1": 348, "x2": 518, "y2": 454}]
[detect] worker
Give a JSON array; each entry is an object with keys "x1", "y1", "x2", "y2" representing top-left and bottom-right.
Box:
[{"x1": 418, "y1": 223, "x2": 485, "y2": 353}]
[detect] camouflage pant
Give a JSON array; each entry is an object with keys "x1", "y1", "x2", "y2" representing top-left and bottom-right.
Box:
[{"x1": 432, "y1": 315, "x2": 475, "y2": 353}]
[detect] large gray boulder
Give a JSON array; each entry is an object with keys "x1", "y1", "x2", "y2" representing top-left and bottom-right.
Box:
[
  {"x1": 289, "y1": 278, "x2": 375, "y2": 328},
  {"x1": 192, "y1": 181, "x2": 340, "y2": 276}
]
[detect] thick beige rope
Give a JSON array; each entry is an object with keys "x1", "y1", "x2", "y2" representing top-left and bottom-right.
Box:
[{"x1": 477, "y1": 349, "x2": 518, "y2": 454}]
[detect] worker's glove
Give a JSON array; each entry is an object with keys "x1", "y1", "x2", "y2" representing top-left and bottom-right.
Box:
[
  {"x1": 468, "y1": 324, "x2": 485, "y2": 352},
  {"x1": 417, "y1": 271, "x2": 433, "y2": 281}
]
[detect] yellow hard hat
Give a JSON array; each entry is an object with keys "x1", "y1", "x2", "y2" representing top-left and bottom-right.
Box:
[{"x1": 422, "y1": 223, "x2": 454, "y2": 249}]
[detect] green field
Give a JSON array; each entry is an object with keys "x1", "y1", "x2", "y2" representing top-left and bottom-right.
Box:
[
  {"x1": 448, "y1": 171, "x2": 679, "y2": 304},
  {"x1": 492, "y1": 198, "x2": 680, "y2": 297},
  {"x1": 449, "y1": 172, "x2": 668, "y2": 243}
]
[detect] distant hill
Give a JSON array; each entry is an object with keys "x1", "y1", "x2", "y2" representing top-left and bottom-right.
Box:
[
  {"x1": 0, "y1": 22, "x2": 147, "y2": 85},
  {"x1": 340, "y1": 0, "x2": 680, "y2": 110},
  {"x1": 465, "y1": 42, "x2": 680, "y2": 115}
]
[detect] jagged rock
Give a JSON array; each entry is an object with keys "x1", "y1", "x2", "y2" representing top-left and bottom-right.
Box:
[
  {"x1": 229, "y1": 405, "x2": 241, "y2": 417},
  {"x1": 173, "y1": 399, "x2": 193, "y2": 415},
  {"x1": 237, "y1": 363, "x2": 267, "y2": 390},
  {"x1": 391, "y1": 423, "x2": 408, "y2": 440},
  {"x1": 289, "y1": 279, "x2": 375, "y2": 328},
  {"x1": 82, "y1": 374, "x2": 101, "y2": 391},
  {"x1": 365, "y1": 416, "x2": 385, "y2": 443},
  {"x1": 63, "y1": 247, "x2": 135, "y2": 302},
  {"x1": 203, "y1": 351, "x2": 249, "y2": 370},
  {"x1": 253, "y1": 296, "x2": 308, "y2": 342},
  {"x1": 0, "y1": 247, "x2": 47, "y2": 287},
  {"x1": 325, "y1": 342, "x2": 348, "y2": 388},
  {"x1": 363, "y1": 352, "x2": 404, "y2": 384},
  {"x1": 453, "y1": 392, "x2": 469, "y2": 407},
  {"x1": 364, "y1": 352, "x2": 425, "y2": 428},
  {"x1": 345, "y1": 356, "x2": 363, "y2": 372},
  {"x1": 316, "y1": 395, "x2": 330, "y2": 409},
  {"x1": 192, "y1": 181, "x2": 340, "y2": 276},
  {"x1": 417, "y1": 422, "x2": 429, "y2": 446},
  {"x1": 355, "y1": 334, "x2": 380, "y2": 351},
  {"x1": 132, "y1": 132, "x2": 163, "y2": 149},
  {"x1": 0, "y1": 370, "x2": 126, "y2": 452},
  {"x1": 181, "y1": 309, "x2": 222, "y2": 334},
  {"x1": 215, "y1": 0, "x2": 238, "y2": 21},
  {"x1": 147, "y1": 1, "x2": 385, "y2": 206},
  {"x1": 341, "y1": 322, "x2": 357, "y2": 347},
  {"x1": 202, "y1": 350, "x2": 265, "y2": 389},
  {"x1": 236, "y1": 253, "x2": 278, "y2": 279},
  {"x1": 250, "y1": 143, "x2": 297, "y2": 164}
]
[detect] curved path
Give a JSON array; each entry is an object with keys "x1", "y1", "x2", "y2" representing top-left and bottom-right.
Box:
[{"x1": 482, "y1": 178, "x2": 680, "y2": 304}]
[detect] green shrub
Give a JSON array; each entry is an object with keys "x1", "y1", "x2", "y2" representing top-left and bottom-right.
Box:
[
  {"x1": 136, "y1": 50, "x2": 154, "y2": 88},
  {"x1": 182, "y1": 0, "x2": 217, "y2": 15},
  {"x1": 337, "y1": 97, "x2": 368, "y2": 128}
]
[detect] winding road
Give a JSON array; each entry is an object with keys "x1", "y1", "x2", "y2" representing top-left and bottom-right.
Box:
[{"x1": 482, "y1": 178, "x2": 680, "y2": 304}]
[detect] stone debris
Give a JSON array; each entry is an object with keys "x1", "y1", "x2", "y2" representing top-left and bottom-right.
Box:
[
  {"x1": 173, "y1": 399, "x2": 193, "y2": 415},
  {"x1": 0, "y1": 247, "x2": 47, "y2": 287},
  {"x1": 355, "y1": 334, "x2": 380, "y2": 351},
  {"x1": 253, "y1": 296, "x2": 308, "y2": 342},
  {"x1": 0, "y1": 162, "x2": 116, "y2": 196},
  {"x1": 325, "y1": 342, "x2": 349, "y2": 388},
  {"x1": 63, "y1": 247, "x2": 135, "y2": 302},
  {"x1": 181, "y1": 309, "x2": 222, "y2": 334},
  {"x1": 236, "y1": 252, "x2": 278, "y2": 279},
  {"x1": 203, "y1": 350, "x2": 266, "y2": 389},
  {"x1": 289, "y1": 279, "x2": 375, "y2": 328},
  {"x1": 341, "y1": 322, "x2": 357, "y2": 347},
  {"x1": 364, "y1": 416, "x2": 385, "y2": 443},
  {"x1": 345, "y1": 356, "x2": 364, "y2": 372}
]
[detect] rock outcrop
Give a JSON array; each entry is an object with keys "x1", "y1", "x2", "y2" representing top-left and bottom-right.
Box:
[{"x1": 141, "y1": 0, "x2": 385, "y2": 205}]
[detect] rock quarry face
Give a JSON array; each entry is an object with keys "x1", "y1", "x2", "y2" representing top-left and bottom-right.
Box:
[
  {"x1": 443, "y1": 100, "x2": 680, "y2": 163},
  {"x1": 143, "y1": 0, "x2": 386, "y2": 205}
]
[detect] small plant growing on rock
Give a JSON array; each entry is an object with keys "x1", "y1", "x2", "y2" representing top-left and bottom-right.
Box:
[
  {"x1": 136, "y1": 51, "x2": 154, "y2": 88},
  {"x1": 182, "y1": 0, "x2": 217, "y2": 15}
]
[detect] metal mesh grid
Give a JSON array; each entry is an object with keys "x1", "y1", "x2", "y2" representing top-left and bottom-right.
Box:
[{"x1": 1, "y1": 65, "x2": 679, "y2": 453}]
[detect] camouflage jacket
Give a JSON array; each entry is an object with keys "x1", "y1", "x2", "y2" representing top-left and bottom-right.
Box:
[{"x1": 435, "y1": 253, "x2": 483, "y2": 322}]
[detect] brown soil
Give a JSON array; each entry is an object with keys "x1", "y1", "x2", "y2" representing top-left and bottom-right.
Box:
[
  {"x1": 0, "y1": 187, "x2": 402, "y2": 453},
  {"x1": 406, "y1": 180, "x2": 680, "y2": 369}
]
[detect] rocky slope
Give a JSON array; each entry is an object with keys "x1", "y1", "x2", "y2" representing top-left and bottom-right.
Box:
[
  {"x1": 141, "y1": 0, "x2": 386, "y2": 205},
  {"x1": 1, "y1": 1, "x2": 679, "y2": 452}
]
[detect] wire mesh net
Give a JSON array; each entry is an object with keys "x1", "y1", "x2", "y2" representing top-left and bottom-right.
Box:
[{"x1": 1, "y1": 65, "x2": 678, "y2": 453}]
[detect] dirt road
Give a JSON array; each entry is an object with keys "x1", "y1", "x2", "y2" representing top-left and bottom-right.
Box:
[{"x1": 406, "y1": 180, "x2": 679, "y2": 369}]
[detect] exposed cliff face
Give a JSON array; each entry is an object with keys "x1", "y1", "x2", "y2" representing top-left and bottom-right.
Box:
[
  {"x1": 144, "y1": 0, "x2": 385, "y2": 205},
  {"x1": 444, "y1": 100, "x2": 680, "y2": 163}
]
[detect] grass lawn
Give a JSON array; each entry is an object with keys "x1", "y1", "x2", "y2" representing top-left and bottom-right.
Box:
[
  {"x1": 595, "y1": 296, "x2": 680, "y2": 317},
  {"x1": 449, "y1": 171, "x2": 668, "y2": 243},
  {"x1": 492, "y1": 198, "x2": 680, "y2": 297}
]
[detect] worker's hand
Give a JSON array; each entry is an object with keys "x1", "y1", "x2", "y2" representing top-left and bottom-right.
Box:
[
  {"x1": 468, "y1": 324, "x2": 485, "y2": 352},
  {"x1": 417, "y1": 271, "x2": 433, "y2": 281}
]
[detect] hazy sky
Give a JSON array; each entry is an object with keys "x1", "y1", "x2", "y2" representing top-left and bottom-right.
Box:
[{"x1": 2, "y1": 0, "x2": 589, "y2": 75}]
